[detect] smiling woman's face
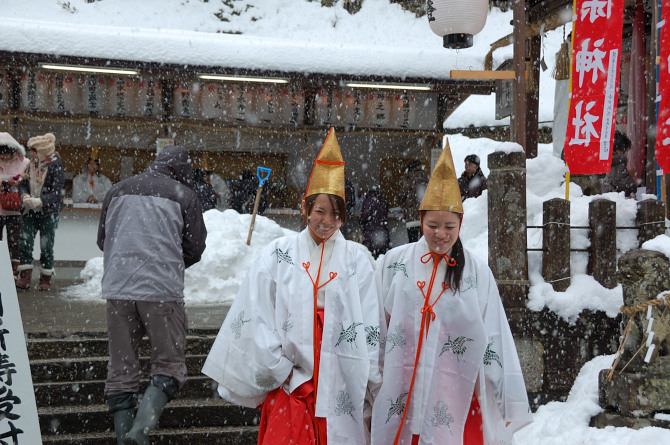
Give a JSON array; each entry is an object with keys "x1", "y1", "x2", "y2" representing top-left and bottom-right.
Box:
[
  {"x1": 421, "y1": 210, "x2": 461, "y2": 253},
  {"x1": 307, "y1": 193, "x2": 341, "y2": 243}
]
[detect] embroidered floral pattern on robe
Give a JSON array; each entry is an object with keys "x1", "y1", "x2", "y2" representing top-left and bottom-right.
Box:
[
  {"x1": 440, "y1": 334, "x2": 474, "y2": 361},
  {"x1": 272, "y1": 247, "x2": 294, "y2": 265},
  {"x1": 386, "y1": 392, "x2": 409, "y2": 423},
  {"x1": 484, "y1": 341, "x2": 502, "y2": 368},
  {"x1": 387, "y1": 261, "x2": 408, "y2": 277},
  {"x1": 231, "y1": 310, "x2": 251, "y2": 339},
  {"x1": 336, "y1": 321, "x2": 363, "y2": 347},
  {"x1": 431, "y1": 400, "x2": 455, "y2": 432}
]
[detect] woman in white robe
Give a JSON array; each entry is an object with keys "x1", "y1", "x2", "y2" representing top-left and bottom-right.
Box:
[
  {"x1": 203, "y1": 129, "x2": 384, "y2": 445},
  {"x1": 72, "y1": 157, "x2": 112, "y2": 203},
  {"x1": 370, "y1": 143, "x2": 532, "y2": 445}
]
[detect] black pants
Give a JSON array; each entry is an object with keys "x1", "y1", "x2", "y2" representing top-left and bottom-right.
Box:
[{"x1": 0, "y1": 215, "x2": 21, "y2": 260}]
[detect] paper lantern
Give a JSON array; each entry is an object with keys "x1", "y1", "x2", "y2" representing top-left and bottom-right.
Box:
[{"x1": 427, "y1": 0, "x2": 488, "y2": 49}]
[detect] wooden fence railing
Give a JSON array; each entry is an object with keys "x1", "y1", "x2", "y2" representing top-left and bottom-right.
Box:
[{"x1": 527, "y1": 198, "x2": 666, "y2": 291}]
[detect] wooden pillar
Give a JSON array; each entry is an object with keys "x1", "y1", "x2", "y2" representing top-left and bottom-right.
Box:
[
  {"x1": 525, "y1": 34, "x2": 541, "y2": 159},
  {"x1": 542, "y1": 198, "x2": 570, "y2": 291},
  {"x1": 636, "y1": 199, "x2": 666, "y2": 246},
  {"x1": 588, "y1": 199, "x2": 617, "y2": 289},
  {"x1": 511, "y1": 0, "x2": 527, "y2": 151},
  {"x1": 488, "y1": 150, "x2": 528, "y2": 307}
]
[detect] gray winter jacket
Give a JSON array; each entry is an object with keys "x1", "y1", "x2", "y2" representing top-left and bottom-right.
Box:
[{"x1": 97, "y1": 146, "x2": 207, "y2": 302}]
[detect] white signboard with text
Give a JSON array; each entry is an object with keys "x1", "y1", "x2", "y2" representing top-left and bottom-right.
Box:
[{"x1": 0, "y1": 241, "x2": 43, "y2": 444}]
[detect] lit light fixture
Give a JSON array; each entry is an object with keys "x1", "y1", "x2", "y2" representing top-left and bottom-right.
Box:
[
  {"x1": 40, "y1": 63, "x2": 138, "y2": 76},
  {"x1": 345, "y1": 82, "x2": 431, "y2": 91},
  {"x1": 198, "y1": 74, "x2": 289, "y2": 84}
]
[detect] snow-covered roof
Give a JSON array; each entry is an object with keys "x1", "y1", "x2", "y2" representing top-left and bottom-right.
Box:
[{"x1": 0, "y1": 0, "x2": 515, "y2": 80}]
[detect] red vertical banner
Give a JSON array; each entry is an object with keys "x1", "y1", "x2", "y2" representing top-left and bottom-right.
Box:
[
  {"x1": 564, "y1": 0, "x2": 625, "y2": 174},
  {"x1": 655, "y1": 1, "x2": 670, "y2": 173}
]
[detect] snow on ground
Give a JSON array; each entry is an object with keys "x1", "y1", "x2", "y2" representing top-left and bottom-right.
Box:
[{"x1": 516, "y1": 354, "x2": 670, "y2": 445}]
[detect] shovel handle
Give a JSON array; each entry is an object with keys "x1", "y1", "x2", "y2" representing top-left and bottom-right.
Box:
[{"x1": 246, "y1": 167, "x2": 272, "y2": 246}]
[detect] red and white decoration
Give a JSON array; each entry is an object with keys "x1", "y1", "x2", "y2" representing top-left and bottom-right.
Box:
[
  {"x1": 655, "y1": 1, "x2": 670, "y2": 173},
  {"x1": 564, "y1": 0, "x2": 624, "y2": 175}
]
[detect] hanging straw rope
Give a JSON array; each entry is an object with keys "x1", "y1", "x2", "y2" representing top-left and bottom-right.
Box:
[
  {"x1": 552, "y1": 41, "x2": 571, "y2": 81},
  {"x1": 606, "y1": 293, "x2": 670, "y2": 381}
]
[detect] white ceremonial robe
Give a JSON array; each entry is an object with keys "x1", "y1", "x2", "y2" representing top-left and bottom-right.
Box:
[
  {"x1": 203, "y1": 229, "x2": 385, "y2": 445},
  {"x1": 72, "y1": 172, "x2": 112, "y2": 203},
  {"x1": 371, "y1": 237, "x2": 532, "y2": 445}
]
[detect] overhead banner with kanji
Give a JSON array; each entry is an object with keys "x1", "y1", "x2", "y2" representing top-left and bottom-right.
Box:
[
  {"x1": 564, "y1": 0, "x2": 624, "y2": 175},
  {"x1": 655, "y1": 1, "x2": 670, "y2": 173}
]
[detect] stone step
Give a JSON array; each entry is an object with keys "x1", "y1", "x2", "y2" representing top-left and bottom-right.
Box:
[
  {"x1": 27, "y1": 332, "x2": 218, "y2": 360},
  {"x1": 30, "y1": 354, "x2": 208, "y2": 383},
  {"x1": 34, "y1": 375, "x2": 216, "y2": 406},
  {"x1": 41, "y1": 425, "x2": 259, "y2": 445},
  {"x1": 39, "y1": 398, "x2": 261, "y2": 436}
]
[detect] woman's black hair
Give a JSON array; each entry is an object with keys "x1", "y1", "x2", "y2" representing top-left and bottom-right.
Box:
[
  {"x1": 446, "y1": 238, "x2": 465, "y2": 292},
  {"x1": 0, "y1": 145, "x2": 16, "y2": 155},
  {"x1": 420, "y1": 210, "x2": 465, "y2": 292}
]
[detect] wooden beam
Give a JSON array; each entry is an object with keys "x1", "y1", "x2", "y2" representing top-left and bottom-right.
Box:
[
  {"x1": 512, "y1": 0, "x2": 527, "y2": 151},
  {"x1": 525, "y1": 34, "x2": 541, "y2": 159},
  {"x1": 450, "y1": 70, "x2": 515, "y2": 80}
]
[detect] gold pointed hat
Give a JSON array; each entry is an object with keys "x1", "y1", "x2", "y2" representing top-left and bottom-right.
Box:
[
  {"x1": 419, "y1": 138, "x2": 463, "y2": 213},
  {"x1": 90, "y1": 146, "x2": 100, "y2": 160},
  {"x1": 304, "y1": 127, "x2": 345, "y2": 199}
]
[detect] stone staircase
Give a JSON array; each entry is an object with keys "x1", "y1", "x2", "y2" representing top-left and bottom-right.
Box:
[{"x1": 28, "y1": 330, "x2": 260, "y2": 444}]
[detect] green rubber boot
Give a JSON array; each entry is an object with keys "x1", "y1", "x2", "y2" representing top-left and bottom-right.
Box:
[
  {"x1": 122, "y1": 385, "x2": 168, "y2": 445},
  {"x1": 113, "y1": 408, "x2": 135, "y2": 445}
]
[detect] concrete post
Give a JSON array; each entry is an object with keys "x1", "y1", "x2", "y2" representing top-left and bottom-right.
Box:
[
  {"x1": 487, "y1": 150, "x2": 528, "y2": 307},
  {"x1": 542, "y1": 198, "x2": 570, "y2": 291},
  {"x1": 588, "y1": 198, "x2": 616, "y2": 289}
]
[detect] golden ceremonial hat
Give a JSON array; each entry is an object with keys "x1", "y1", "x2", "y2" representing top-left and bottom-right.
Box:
[
  {"x1": 419, "y1": 138, "x2": 463, "y2": 213},
  {"x1": 304, "y1": 127, "x2": 345, "y2": 200}
]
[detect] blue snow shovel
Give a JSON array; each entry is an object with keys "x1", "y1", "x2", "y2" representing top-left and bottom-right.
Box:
[{"x1": 246, "y1": 167, "x2": 272, "y2": 246}]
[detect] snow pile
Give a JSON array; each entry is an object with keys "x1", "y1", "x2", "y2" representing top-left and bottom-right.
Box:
[{"x1": 65, "y1": 209, "x2": 293, "y2": 304}]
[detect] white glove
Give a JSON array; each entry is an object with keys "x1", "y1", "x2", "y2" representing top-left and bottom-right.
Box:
[
  {"x1": 23, "y1": 197, "x2": 42, "y2": 210},
  {"x1": 22, "y1": 195, "x2": 35, "y2": 210}
]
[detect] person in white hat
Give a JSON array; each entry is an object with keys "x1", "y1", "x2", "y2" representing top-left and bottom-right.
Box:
[
  {"x1": 0, "y1": 132, "x2": 29, "y2": 280},
  {"x1": 371, "y1": 140, "x2": 532, "y2": 445},
  {"x1": 16, "y1": 132, "x2": 64, "y2": 291},
  {"x1": 203, "y1": 128, "x2": 385, "y2": 445}
]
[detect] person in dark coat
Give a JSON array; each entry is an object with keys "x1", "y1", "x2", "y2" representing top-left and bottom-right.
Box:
[
  {"x1": 193, "y1": 168, "x2": 217, "y2": 212},
  {"x1": 97, "y1": 145, "x2": 207, "y2": 444},
  {"x1": 360, "y1": 186, "x2": 390, "y2": 258},
  {"x1": 399, "y1": 160, "x2": 429, "y2": 243},
  {"x1": 458, "y1": 154, "x2": 487, "y2": 201},
  {"x1": 601, "y1": 130, "x2": 637, "y2": 198},
  {"x1": 16, "y1": 133, "x2": 64, "y2": 291},
  {"x1": 231, "y1": 169, "x2": 266, "y2": 214}
]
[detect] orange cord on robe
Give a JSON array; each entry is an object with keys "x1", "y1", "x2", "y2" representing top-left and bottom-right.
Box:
[
  {"x1": 303, "y1": 233, "x2": 337, "y2": 445},
  {"x1": 393, "y1": 251, "x2": 452, "y2": 445},
  {"x1": 258, "y1": 233, "x2": 335, "y2": 445}
]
